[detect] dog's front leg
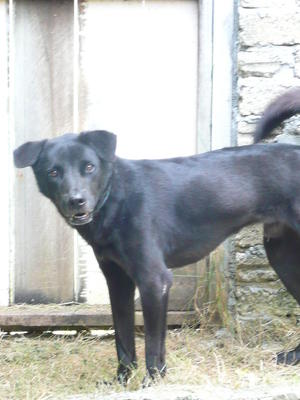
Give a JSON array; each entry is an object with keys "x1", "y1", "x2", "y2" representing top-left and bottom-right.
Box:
[
  {"x1": 99, "y1": 259, "x2": 137, "y2": 384},
  {"x1": 138, "y1": 266, "x2": 173, "y2": 384}
]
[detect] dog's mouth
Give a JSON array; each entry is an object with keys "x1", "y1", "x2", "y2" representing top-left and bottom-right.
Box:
[{"x1": 69, "y1": 212, "x2": 93, "y2": 226}]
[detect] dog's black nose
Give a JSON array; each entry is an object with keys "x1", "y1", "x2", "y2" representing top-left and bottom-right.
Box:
[{"x1": 69, "y1": 195, "x2": 86, "y2": 209}]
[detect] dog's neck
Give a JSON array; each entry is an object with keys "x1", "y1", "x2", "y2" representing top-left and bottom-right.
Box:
[{"x1": 94, "y1": 183, "x2": 112, "y2": 216}]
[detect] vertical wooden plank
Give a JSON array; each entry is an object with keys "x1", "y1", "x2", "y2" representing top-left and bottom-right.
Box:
[
  {"x1": 13, "y1": 0, "x2": 75, "y2": 304},
  {"x1": 197, "y1": 0, "x2": 213, "y2": 153},
  {"x1": 194, "y1": 0, "x2": 215, "y2": 314},
  {"x1": 209, "y1": 0, "x2": 238, "y2": 326},
  {"x1": 0, "y1": 0, "x2": 10, "y2": 306},
  {"x1": 196, "y1": 0, "x2": 238, "y2": 324},
  {"x1": 198, "y1": 0, "x2": 238, "y2": 152},
  {"x1": 211, "y1": 0, "x2": 237, "y2": 150}
]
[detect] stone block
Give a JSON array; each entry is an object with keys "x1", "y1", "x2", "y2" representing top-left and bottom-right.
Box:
[
  {"x1": 241, "y1": 0, "x2": 297, "y2": 8},
  {"x1": 240, "y1": 9, "x2": 300, "y2": 47},
  {"x1": 236, "y1": 247, "x2": 269, "y2": 268},
  {"x1": 295, "y1": 46, "x2": 300, "y2": 78},
  {"x1": 236, "y1": 266, "x2": 278, "y2": 283},
  {"x1": 237, "y1": 133, "x2": 253, "y2": 146},
  {"x1": 239, "y1": 78, "x2": 298, "y2": 116},
  {"x1": 235, "y1": 225, "x2": 263, "y2": 248},
  {"x1": 236, "y1": 282, "x2": 300, "y2": 317},
  {"x1": 239, "y1": 47, "x2": 295, "y2": 78},
  {"x1": 238, "y1": 115, "x2": 259, "y2": 135},
  {"x1": 239, "y1": 63, "x2": 279, "y2": 78}
]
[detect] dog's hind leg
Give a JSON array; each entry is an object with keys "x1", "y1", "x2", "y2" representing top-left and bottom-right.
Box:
[
  {"x1": 263, "y1": 223, "x2": 300, "y2": 365},
  {"x1": 99, "y1": 259, "x2": 137, "y2": 384}
]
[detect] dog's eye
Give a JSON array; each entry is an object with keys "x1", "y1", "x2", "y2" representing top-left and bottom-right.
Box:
[
  {"x1": 48, "y1": 169, "x2": 58, "y2": 178},
  {"x1": 85, "y1": 163, "x2": 95, "y2": 173}
]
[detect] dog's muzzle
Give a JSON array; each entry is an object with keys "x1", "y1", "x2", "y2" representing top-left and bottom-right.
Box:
[
  {"x1": 69, "y1": 212, "x2": 93, "y2": 226},
  {"x1": 65, "y1": 185, "x2": 111, "y2": 226}
]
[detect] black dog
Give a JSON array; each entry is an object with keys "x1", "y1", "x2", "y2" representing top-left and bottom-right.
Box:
[{"x1": 14, "y1": 88, "x2": 300, "y2": 382}]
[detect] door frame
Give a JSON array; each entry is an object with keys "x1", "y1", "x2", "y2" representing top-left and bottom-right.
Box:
[
  {"x1": 197, "y1": 0, "x2": 238, "y2": 322},
  {"x1": 3, "y1": 0, "x2": 238, "y2": 306}
]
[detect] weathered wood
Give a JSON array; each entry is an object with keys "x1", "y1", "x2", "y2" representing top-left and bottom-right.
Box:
[
  {"x1": 13, "y1": 0, "x2": 75, "y2": 304},
  {"x1": 8, "y1": 0, "x2": 236, "y2": 319},
  {"x1": 211, "y1": 0, "x2": 237, "y2": 150},
  {"x1": 0, "y1": 305, "x2": 196, "y2": 331},
  {"x1": 168, "y1": 265, "x2": 202, "y2": 311},
  {"x1": 197, "y1": 0, "x2": 213, "y2": 153},
  {"x1": 196, "y1": 0, "x2": 238, "y2": 326},
  {"x1": 0, "y1": 0, "x2": 10, "y2": 306},
  {"x1": 134, "y1": 265, "x2": 203, "y2": 312},
  {"x1": 208, "y1": 0, "x2": 238, "y2": 327}
]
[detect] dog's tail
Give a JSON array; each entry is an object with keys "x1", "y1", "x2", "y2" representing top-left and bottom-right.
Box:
[{"x1": 254, "y1": 87, "x2": 300, "y2": 143}]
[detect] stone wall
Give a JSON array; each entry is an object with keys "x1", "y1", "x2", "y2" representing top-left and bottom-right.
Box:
[
  {"x1": 234, "y1": 225, "x2": 300, "y2": 323},
  {"x1": 234, "y1": 0, "x2": 300, "y2": 323}
]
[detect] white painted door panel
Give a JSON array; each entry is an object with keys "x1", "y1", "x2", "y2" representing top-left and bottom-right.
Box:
[{"x1": 77, "y1": 0, "x2": 198, "y2": 305}]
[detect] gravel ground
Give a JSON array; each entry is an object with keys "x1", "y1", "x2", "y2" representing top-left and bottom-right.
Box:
[{"x1": 66, "y1": 384, "x2": 300, "y2": 400}]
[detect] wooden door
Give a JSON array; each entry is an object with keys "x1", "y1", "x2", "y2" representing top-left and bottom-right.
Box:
[{"x1": 8, "y1": 0, "x2": 236, "y2": 315}]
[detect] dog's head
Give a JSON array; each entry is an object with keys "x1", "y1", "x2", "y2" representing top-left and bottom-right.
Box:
[{"x1": 14, "y1": 130, "x2": 116, "y2": 226}]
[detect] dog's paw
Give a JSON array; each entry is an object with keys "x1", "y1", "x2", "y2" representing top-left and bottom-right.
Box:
[
  {"x1": 142, "y1": 365, "x2": 166, "y2": 388},
  {"x1": 142, "y1": 373, "x2": 153, "y2": 388},
  {"x1": 116, "y1": 362, "x2": 138, "y2": 386}
]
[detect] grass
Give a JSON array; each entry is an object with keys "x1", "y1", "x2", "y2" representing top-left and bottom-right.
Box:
[{"x1": 0, "y1": 318, "x2": 299, "y2": 400}]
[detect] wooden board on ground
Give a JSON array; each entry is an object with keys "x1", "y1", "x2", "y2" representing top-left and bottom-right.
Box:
[{"x1": 0, "y1": 305, "x2": 196, "y2": 332}]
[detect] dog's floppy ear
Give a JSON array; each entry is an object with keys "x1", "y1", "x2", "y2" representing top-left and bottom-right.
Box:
[
  {"x1": 79, "y1": 130, "x2": 117, "y2": 162},
  {"x1": 14, "y1": 140, "x2": 47, "y2": 168}
]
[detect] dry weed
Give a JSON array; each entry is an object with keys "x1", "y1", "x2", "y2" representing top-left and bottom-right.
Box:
[{"x1": 0, "y1": 318, "x2": 298, "y2": 399}]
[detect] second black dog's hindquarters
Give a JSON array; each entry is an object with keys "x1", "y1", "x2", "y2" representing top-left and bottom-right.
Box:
[
  {"x1": 263, "y1": 223, "x2": 300, "y2": 365},
  {"x1": 254, "y1": 87, "x2": 300, "y2": 366},
  {"x1": 264, "y1": 223, "x2": 300, "y2": 305}
]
